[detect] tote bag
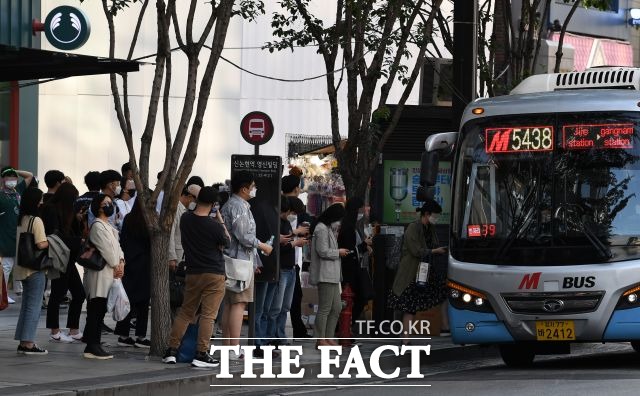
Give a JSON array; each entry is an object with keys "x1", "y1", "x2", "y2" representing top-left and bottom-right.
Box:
[
  {"x1": 17, "y1": 216, "x2": 50, "y2": 271},
  {"x1": 224, "y1": 255, "x2": 253, "y2": 293}
]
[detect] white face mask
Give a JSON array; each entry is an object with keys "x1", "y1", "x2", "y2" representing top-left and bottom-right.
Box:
[
  {"x1": 331, "y1": 221, "x2": 341, "y2": 231},
  {"x1": 249, "y1": 187, "x2": 257, "y2": 198},
  {"x1": 357, "y1": 213, "x2": 364, "y2": 221},
  {"x1": 188, "y1": 201, "x2": 197, "y2": 211},
  {"x1": 428, "y1": 215, "x2": 438, "y2": 224},
  {"x1": 4, "y1": 180, "x2": 17, "y2": 190},
  {"x1": 114, "y1": 185, "x2": 122, "y2": 196},
  {"x1": 287, "y1": 214, "x2": 297, "y2": 223}
]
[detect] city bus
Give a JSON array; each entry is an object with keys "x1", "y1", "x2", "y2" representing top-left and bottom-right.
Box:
[{"x1": 423, "y1": 67, "x2": 640, "y2": 367}]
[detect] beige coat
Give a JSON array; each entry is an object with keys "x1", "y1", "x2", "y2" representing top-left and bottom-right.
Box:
[
  {"x1": 83, "y1": 219, "x2": 123, "y2": 299},
  {"x1": 309, "y1": 222, "x2": 341, "y2": 285}
]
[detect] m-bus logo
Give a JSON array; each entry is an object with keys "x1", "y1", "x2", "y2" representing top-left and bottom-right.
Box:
[
  {"x1": 487, "y1": 129, "x2": 512, "y2": 152},
  {"x1": 518, "y1": 272, "x2": 542, "y2": 289}
]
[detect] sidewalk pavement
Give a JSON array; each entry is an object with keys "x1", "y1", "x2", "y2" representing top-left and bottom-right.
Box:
[{"x1": 0, "y1": 295, "x2": 494, "y2": 396}]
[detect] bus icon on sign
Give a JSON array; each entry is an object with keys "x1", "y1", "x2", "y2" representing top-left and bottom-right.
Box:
[{"x1": 248, "y1": 119, "x2": 265, "y2": 138}]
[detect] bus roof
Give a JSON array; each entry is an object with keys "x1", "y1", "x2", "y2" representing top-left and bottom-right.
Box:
[{"x1": 461, "y1": 68, "x2": 640, "y2": 127}]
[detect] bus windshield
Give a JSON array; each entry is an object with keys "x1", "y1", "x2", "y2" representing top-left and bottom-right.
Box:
[{"x1": 452, "y1": 112, "x2": 640, "y2": 265}]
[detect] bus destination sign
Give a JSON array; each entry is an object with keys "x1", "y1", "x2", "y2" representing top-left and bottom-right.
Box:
[
  {"x1": 485, "y1": 126, "x2": 554, "y2": 154},
  {"x1": 563, "y1": 123, "x2": 634, "y2": 150}
]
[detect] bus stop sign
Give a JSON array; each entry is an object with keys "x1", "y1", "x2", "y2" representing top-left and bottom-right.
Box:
[{"x1": 240, "y1": 111, "x2": 274, "y2": 146}]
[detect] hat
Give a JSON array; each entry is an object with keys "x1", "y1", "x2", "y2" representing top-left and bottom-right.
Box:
[
  {"x1": 1, "y1": 166, "x2": 17, "y2": 178},
  {"x1": 281, "y1": 175, "x2": 301, "y2": 194},
  {"x1": 197, "y1": 186, "x2": 218, "y2": 204},
  {"x1": 187, "y1": 184, "x2": 201, "y2": 198},
  {"x1": 417, "y1": 199, "x2": 442, "y2": 215}
]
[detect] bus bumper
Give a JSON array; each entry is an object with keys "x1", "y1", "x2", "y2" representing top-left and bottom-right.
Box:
[
  {"x1": 450, "y1": 306, "x2": 515, "y2": 344},
  {"x1": 603, "y1": 307, "x2": 640, "y2": 341}
]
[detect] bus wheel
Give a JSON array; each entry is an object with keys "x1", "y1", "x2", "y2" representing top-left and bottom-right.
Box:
[
  {"x1": 631, "y1": 342, "x2": 640, "y2": 353},
  {"x1": 499, "y1": 344, "x2": 535, "y2": 368}
]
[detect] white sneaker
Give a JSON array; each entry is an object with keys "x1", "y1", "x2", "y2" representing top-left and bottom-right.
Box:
[
  {"x1": 69, "y1": 332, "x2": 83, "y2": 342},
  {"x1": 8, "y1": 296, "x2": 15, "y2": 304},
  {"x1": 50, "y1": 332, "x2": 74, "y2": 343},
  {"x1": 230, "y1": 350, "x2": 245, "y2": 361}
]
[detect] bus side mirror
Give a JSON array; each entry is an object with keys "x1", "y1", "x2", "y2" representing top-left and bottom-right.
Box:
[{"x1": 417, "y1": 132, "x2": 458, "y2": 201}]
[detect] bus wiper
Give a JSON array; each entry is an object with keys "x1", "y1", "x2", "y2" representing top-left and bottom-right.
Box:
[{"x1": 556, "y1": 205, "x2": 613, "y2": 259}]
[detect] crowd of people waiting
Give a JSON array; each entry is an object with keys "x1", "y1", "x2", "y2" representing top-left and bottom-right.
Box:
[{"x1": 0, "y1": 162, "x2": 448, "y2": 367}]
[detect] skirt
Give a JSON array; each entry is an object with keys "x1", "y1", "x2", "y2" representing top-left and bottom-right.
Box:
[
  {"x1": 387, "y1": 271, "x2": 447, "y2": 315},
  {"x1": 223, "y1": 277, "x2": 254, "y2": 304}
]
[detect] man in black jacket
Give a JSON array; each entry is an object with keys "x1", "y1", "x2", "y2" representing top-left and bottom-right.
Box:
[{"x1": 163, "y1": 187, "x2": 229, "y2": 368}]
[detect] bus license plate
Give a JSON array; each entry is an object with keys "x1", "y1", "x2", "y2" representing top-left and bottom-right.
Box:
[{"x1": 535, "y1": 320, "x2": 575, "y2": 341}]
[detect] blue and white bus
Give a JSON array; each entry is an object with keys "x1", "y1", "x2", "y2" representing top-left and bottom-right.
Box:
[{"x1": 423, "y1": 68, "x2": 640, "y2": 366}]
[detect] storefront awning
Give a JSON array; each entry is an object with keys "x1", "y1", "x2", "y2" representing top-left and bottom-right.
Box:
[{"x1": 0, "y1": 45, "x2": 140, "y2": 82}]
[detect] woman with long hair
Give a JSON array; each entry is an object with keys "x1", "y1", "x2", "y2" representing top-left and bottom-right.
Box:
[
  {"x1": 83, "y1": 194, "x2": 125, "y2": 359},
  {"x1": 114, "y1": 199, "x2": 151, "y2": 348},
  {"x1": 14, "y1": 188, "x2": 49, "y2": 354},
  {"x1": 337, "y1": 197, "x2": 371, "y2": 328},
  {"x1": 42, "y1": 183, "x2": 85, "y2": 343},
  {"x1": 309, "y1": 203, "x2": 349, "y2": 347}
]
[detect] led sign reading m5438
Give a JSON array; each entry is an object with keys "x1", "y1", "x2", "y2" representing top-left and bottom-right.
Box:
[{"x1": 485, "y1": 126, "x2": 554, "y2": 153}]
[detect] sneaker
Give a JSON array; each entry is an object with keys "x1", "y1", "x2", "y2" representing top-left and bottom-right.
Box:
[
  {"x1": 69, "y1": 332, "x2": 83, "y2": 342},
  {"x1": 162, "y1": 347, "x2": 178, "y2": 364},
  {"x1": 83, "y1": 345, "x2": 113, "y2": 360},
  {"x1": 19, "y1": 344, "x2": 48, "y2": 355},
  {"x1": 117, "y1": 337, "x2": 136, "y2": 347},
  {"x1": 101, "y1": 323, "x2": 114, "y2": 334},
  {"x1": 192, "y1": 351, "x2": 220, "y2": 368},
  {"x1": 230, "y1": 350, "x2": 245, "y2": 361},
  {"x1": 253, "y1": 348, "x2": 264, "y2": 358},
  {"x1": 134, "y1": 338, "x2": 151, "y2": 349},
  {"x1": 215, "y1": 328, "x2": 223, "y2": 336},
  {"x1": 50, "y1": 332, "x2": 74, "y2": 343},
  {"x1": 8, "y1": 296, "x2": 15, "y2": 304}
]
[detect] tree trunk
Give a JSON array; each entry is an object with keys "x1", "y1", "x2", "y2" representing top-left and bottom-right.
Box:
[
  {"x1": 148, "y1": 228, "x2": 172, "y2": 357},
  {"x1": 554, "y1": 0, "x2": 581, "y2": 73}
]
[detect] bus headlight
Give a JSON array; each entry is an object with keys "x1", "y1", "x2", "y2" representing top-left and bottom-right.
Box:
[
  {"x1": 447, "y1": 280, "x2": 493, "y2": 313},
  {"x1": 617, "y1": 285, "x2": 640, "y2": 310}
]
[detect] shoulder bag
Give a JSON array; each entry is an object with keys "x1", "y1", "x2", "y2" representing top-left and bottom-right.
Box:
[
  {"x1": 77, "y1": 223, "x2": 107, "y2": 271},
  {"x1": 17, "y1": 216, "x2": 51, "y2": 271},
  {"x1": 224, "y1": 254, "x2": 253, "y2": 293}
]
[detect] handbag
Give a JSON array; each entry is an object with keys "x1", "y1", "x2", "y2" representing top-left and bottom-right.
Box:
[
  {"x1": 358, "y1": 253, "x2": 376, "y2": 301},
  {"x1": 224, "y1": 255, "x2": 253, "y2": 292},
  {"x1": 169, "y1": 270, "x2": 185, "y2": 308},
  {"x1": 17, "y1": 216, "x2": 50, "y2": 271},
  {"x1": 76, "y1": 223, "x2": 107, "y2": 271}
]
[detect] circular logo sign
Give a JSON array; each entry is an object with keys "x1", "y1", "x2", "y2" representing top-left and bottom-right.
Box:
[
  {"x1": 44, "y1": 6, "x2": 91, "y2": 50},
  {"x1": 240, "y1": 111, "x2": 274, "y2": 146}
]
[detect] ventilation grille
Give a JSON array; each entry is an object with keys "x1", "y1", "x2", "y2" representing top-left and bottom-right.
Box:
[{"x1": 555, "y1": 69, "x2": 636, "y2": 90}]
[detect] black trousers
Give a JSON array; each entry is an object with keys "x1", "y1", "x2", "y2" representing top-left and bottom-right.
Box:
[
  {"x1": 84, "y1": 297, "x2": 107, "y2": 346},
  {"x1": 114, "y1": 300, "x2": 149, "y2": 339},
  {"x1": 46, "y1": 263, "x2": 86, "y2": 329},
  {"x1": 290, "y1": 265, "x2": 308, "y2": 336}
]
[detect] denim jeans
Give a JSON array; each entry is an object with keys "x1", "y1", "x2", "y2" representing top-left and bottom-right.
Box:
[
  {"x1": 254, "y1": 281, "x2": 278, "y2": 346},
  {"x1": 268, "y1": 268, "x2": 296, "y2": 340},
  {"x1": 14, "y1": 271, "x2": 46, "y2": 342},
  {"x1": 2, "y1": 256, "x2": 21, "y2": 294}
]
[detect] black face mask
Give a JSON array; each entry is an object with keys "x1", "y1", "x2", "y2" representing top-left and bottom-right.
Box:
[
  {"x1": 128, "y1": 189, "x2": 136, "y2": 198},
  {"x1": 103, "y1": 204, "x2": 115, "y2": 217}
]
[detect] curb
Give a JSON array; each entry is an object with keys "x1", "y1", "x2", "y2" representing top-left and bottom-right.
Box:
[{"x1": 0, "y1": 344, "x2": 497, "y2": 395}]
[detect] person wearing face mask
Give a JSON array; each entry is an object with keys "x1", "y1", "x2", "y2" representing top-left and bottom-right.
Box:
[
  {"x1": 388, "y1": 199, "x2": 447, "y2": 346},
  {"x1": 168, "y1": 185, "x2": 199, "y2": 315},
  {"x1": 267, "y1": 196, "x2": 309, "y2": 346},
  {"x1": 0, "y1": 166, "x2": 34, "y2": 304},
  {"x1": 114, "y1": 177, "x2": 137, "y2": 222},
  {"x1": 94, "y1": 170, "x2": 123, "y2": 230},
  {"x1": 309, "y1": 203, "x2": 350, "y2": 347},
  {"x1": 338, "y1": 197, "x2": 372, "y2": 333},
  {"x1": 221, "y1": 170, "x2": 273, "y2": 360},
  {"x1": 83, "y1": 194, "x2": 125, "y2": 359}
]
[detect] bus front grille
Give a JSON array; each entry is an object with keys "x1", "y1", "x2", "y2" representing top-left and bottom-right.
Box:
[{"x1": 501, "y1": 291, "x2": 605, "y2": 315}]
